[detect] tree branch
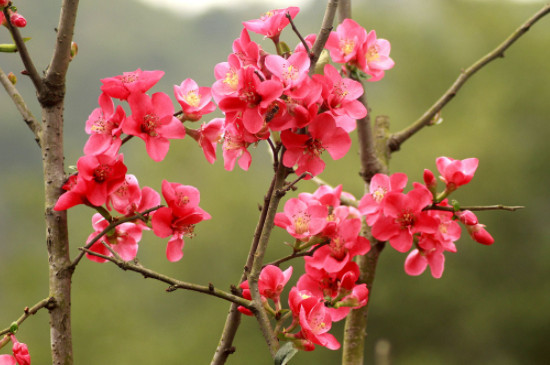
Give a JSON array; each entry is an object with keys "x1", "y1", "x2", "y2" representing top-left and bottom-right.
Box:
[
  {"x1": 426, "y1": 204, "x2": 524, "y2": 212},
  {"x1": 0, "y1": 64, "x2": 41, "y2": 147},
  {"x1": 388, "y1": 4, "x2": 550, "y2": 152},
  {"x1": 80, "y1": 248, "x2": 251, "y2": 307},
  {"x1": 309, "y1": 0, "x2": 339, "y2": 74}
]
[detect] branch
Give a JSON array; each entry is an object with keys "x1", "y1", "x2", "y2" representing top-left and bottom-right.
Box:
[
  {"x1": 264, "y1": 240, "x2": 330, "y2": 268},
  {"x1": 41, "y1": 0, "x2": 80, "y2": 106},
  {"x1": 0, "y1": 297, "x2": 55, "y2": 338},
  {"x1": 70, "y1": 205, "x2": 162, "y2": 269},
  {"x1": 2, "y1": 7, "x2": 43, "y2": 91},
  {"x1": 80, "y1": 248, "x2": 251, "y2": 308},
  {"x1": 426, "y1": 204, "x2": 524, "y2": 212},
  {"x1": 309, "y1": 0, "x2": 339, "y2": 74},
  {"x1": 0, "y1": 64, "x2": 41, "y2": 147},
  {"x1": 286, "y1": 12, "x2": 310, "y2": 55},
  {"x1": 388, "y1": 4, "x2": 550, "y2": 152}
]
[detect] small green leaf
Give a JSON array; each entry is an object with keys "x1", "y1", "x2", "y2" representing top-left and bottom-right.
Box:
[
  {"x1": 274, "y1": 342, "x2": 298, "y2": 365},
  {"x1": 9, "y1": 322, "x2": 18, "y2": 334},
  {"x1": 0, "y1": 44, "x2": 18, "y2": 53},
  {"x1": 451, "y1": 200, "x2": 460, "y2": 211},
  {"x1": 277, "y1": 41, "x2": 291, "y2": 56}
]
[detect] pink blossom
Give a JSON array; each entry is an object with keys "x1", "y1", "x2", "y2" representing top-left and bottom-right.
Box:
[
  {"x1": 265, "y1": 51, "x2": 310, "y2": 90},
  {"x1": 274, "y1": 197, "x2": 328, "y2": 241},
  {"x1": 318, "y1": 64, "x2": 367, "y2": 120},
  {"x1": 86, "y1": 213, "x2": 144, "y2": 263},
  {"x1": 100, "y1": 69, "x2": 164, "y2": 100},
  {"x1": 0, "y1": 355, "x2": 16, "y2": 365},
  {"x1": 10, "y1": 335, "x2": 30, "y2": 365},
  {"x1": 10, "y1": 13, "x2": 26, "y2": 28},
  {"x1": 124, "y1": 92, "x2": 186, "y2": 161},
  {"x1": 358, "y1": 172, "x2": 407, "y2": 226},
  {"x1": 371, "y1": 183, "x2": 439, "y2": 252},
  {"x1": 222, "y1": 122, "x2": 252, "y2": 171},
  {"x1": 242, "y1": 7, "x2": 300, "y2": 41},
  {"x1": 466, "y1": 223, "x2": 494, "y2": 245},
  {"x1": 232, "y1": 28, "x2": 261, "y2": 68},
  {"x1": 357, "y1": 30, "x2": 395, "y2": 82},
  {"x1": 298, "y1": 300, "x2": 340, "y2": 350},
  {"x1": 174, "y1": 79, "x2": 216, "y2": 121},
  {"x1": 189, "y1": 118, "x2": 224, "y2": 164},
  {"x1": 54, "y1": 174, "x2": 89, "y2": 211},
  {"x1": 436, "y1": 156, "x2": 479, "y2": 191},
  {"x1": 76, "y1": 153, "x2": 127, "y2": 207},
  {"x1": 325, "y1": 19, "x2": 367, "y2": 64},
  {"x1": 281, "y1": 112, "x2": 351, "y2": 178},
  {"x1": 107, "y1": 174, "x2": 160, "y2": 217},
  {"x1": 84, "y1": 93, "x2": 125, "y2": 156}
]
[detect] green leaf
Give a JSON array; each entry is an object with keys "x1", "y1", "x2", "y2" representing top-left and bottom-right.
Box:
[
  {"x1": 9, "y1": 322, "x2": 18, "y2": 334},
  {"x1": 274, "y1": 342, "x2": 298, "y2": 365}
]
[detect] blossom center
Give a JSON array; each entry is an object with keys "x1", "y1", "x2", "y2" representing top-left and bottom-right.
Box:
[
  {"x1": 283, "y1": 65, "x2": 298, "y2": 81},
  {"x1": 185, "y1": 90, "x2": 201, "y2": 107},
  {"x1": 340, "y1": 39, "x2": 355, "y2": 56},
  {"x1": 141, "y1": 114, "x2": 159, "y2": 137},
  {"x1": 93, "y1": 164, "x2": 111, "y2": 182},
  {"x1": 293, "y1": 214, "x2": 311, "y2": 235},
  {"x1": 397, "y1": 210, "x2": 415, "y2": 229},
  {"x1": 223, "y1": 71, "x2": 239, "y2": 90},
  {"x1": 366, "y1": 45, "x2": 380, "y2": 63}
]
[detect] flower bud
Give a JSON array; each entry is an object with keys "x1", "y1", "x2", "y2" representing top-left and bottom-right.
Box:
[
  {"x1": 423, "y1": 168, "x2": 437, "y2": 195},
  {"x1": 7, "y1": 71, "x2": 17, "y2": 85},
  {"x1": 70, "y1": 42, "x2": 78, "y2": 60},
  {"x1": 0, "y1": 0, "x2": 10, "y2": 8},
  {"x1": 466, "y1": 223, "x2": 494, "y2": 245},
  {"x1": 10, "y1": 13, "x2": 26, "y2": 28},
  {"x1": 456, "y1": 210, "x2": 478, "y2": 226}
]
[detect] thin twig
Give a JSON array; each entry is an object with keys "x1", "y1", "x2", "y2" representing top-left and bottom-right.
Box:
[
  {"x1": 282, "y1": 172, "x2": 309, "y2": 193},
  {"x1": 0, "y1": 64, "x2": 41, "y2": 147},
  {"x1": 2, "y1": 7, "x2": 42, "y2": 91},
  {"x1": 80, "y1": 248, "x2": 251, "y2": 307},
  {"x1": 264, "y1": 240, "x2": 330, "y2": 268},
  {"x1": 426, "y1": 204, "x2": 524, "y2": 212},
  {"x1": 286, "y1": 12, "x2": 310, "y2": 55},
  {"x1": 388, "y1": 4, "x2": 550, "y2": 152},
  {"x1": 0, "y1": 297, "x2": 56, "y2": 338}
]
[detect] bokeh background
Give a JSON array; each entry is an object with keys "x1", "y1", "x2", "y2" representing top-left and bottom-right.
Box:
[{"x1": 1, "y1": 0, "x2": 549, "y2": 364}]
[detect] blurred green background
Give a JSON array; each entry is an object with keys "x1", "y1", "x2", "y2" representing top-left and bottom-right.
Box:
[{"x1": 1, "y1": 0, "x2": 549, "y2": 364}]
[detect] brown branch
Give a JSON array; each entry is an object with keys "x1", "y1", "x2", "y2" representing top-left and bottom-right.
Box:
[
  {"x1": 426, "y1": 204, "x2": 524, "y2": 212},
  {"x1": 0, "y1": 297, "x2": 56, "y2": 337},
  {"x1": 388, "y1": 4, "x2": 550, "y2": 152},
  {"x1": 2, "y1": 7, "x2": 43, "y2": 92},
  {"x1": 286, "y1": 12, "x2": 310, "y2": 55},
  {"x1": 80, "y1": 248, "x2": 251, "y2": 307},
  {"x1": 309, "y1": 0, "x2": 339, "y2": 75},
  {"x1": 0, "y1": 64, "x2": 41, "y2": 147},
  {"x1": 264, "y1": 240, "x2": 330, "y2": 268}
]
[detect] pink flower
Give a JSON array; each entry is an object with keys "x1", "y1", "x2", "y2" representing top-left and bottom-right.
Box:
[
  {"x1": 76, "y1": 153, "x2": 127, "y2": 207},
  {"x1": 54, "y1": 174, "x2": 89, "y2": 211},
  {"x1": 238, "y1": 265, "x2": 293, "y2": 313},
  {"x1": 298, "y1": 300, "x2": 340, "y2": 350},
  {"x1": 281, "y1": 112, "x2": 351, "y2": 178},
  {"x1": 10, "y1": 13, "x2": 26, "y2": 28},
  {"x1": 318, "y1": 64, "x2": 367, "y2": 120},
  {"x1": 174, "y1": 79, "x2": 216, "y2": 121},
  {"x1": 0, "y1": 355, "x2": 16, "y2": 365},
  {"x1": 84, "y1": 93, "x2": 125, "y2": 156},
  {"x1": 86, "y1": 213, "x2": 144, "y2": 263},
  {"x1": 358, "y1": 172, "x2": 408, "y2": 226},
  {"x1": 325, "y1": 19, "x2": 367, "y2": 64},
  {"x1": 242, "y1": 7, "x2": 300, "y2": 41},
  {"x1": 436, "y1": 156, "x2": 479, "y2": 191},
  {"x1": 222, "y1": 122, "x2": 252, "y2": 171},
  {"x1": 371, "y1": 183, "x2": 439, "y2": 252},
  {"x1": 188, "y1": 118, "x2": 224, "y2": 164},
  {"x1": 124, "y1": 92, "x2": 186, "y2": 161},
  {"x1": 100, "y1": 69, "x2": 164, "y2": 100},
  {"x1": 357, "y1": 30, "x2": 395, "y2": 82},
  {"x1": 107, "y1": 174, "x2": 160, "y2": 217},
  {"x1": 10, "y1": 335, "x2": 30, "y2": 365},
  {"x1": 274, "y1": 198, "x2": 327, "y2": 241},
  {"x1": 265, "y1": 51, "x2": 310, "y2": 90}
]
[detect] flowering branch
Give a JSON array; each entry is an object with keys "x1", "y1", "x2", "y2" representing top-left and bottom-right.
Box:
[
  {"x1": 0, "y1": 297, "x2": 56, "y2": 338},
  {"x1": 388, "y1": 4, "x2": 550, "y2": 152},
  {"x1": 426, "y1": 204, "x2": 524, "y2": 212},
  {"x1": 0, "y1": 64, "x2": 41, "y2": 147},
  {"x1": 79, "y1": 248, "x2": 251, "y2": 307},
  {"x1": 286, "y1": 12, "x2": 310, "y2": 55}
]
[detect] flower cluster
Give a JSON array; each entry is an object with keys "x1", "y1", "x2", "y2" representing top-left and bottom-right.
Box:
[
  {"x1": 207, "y1": 6, "x2": 393, "y2": 177},
  {"x1": 359, "y1": 156, "x2": 494, "y2": 278},
  {"x1": 54, "y1": 70, "x2": 212, "y2": 262},
  {"x1": 0, "y1": 335, "x2": 30, "y2": 365}
]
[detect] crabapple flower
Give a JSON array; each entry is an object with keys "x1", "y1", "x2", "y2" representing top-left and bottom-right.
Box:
[
  {"x1": 466, "y1": 223, "x2": 494, "y2": 245},
  {"x1": 152, "y1": 181, "x2": 211, "y2": 262},
  {"x1": 238, "y1": 265, "x2": 293, "y2": 313},
  {"x1": 325, "y1": 18, "x2": 367, "y2": 64},
  {"x1": 186, "y1": 118, "x2": 224, "y2": 164},
  {"x1": 76, "y1": 153, "x2": 127, "y2": 207},
  {"x1": 318, "y1": 64, "x2": 367, "y2": 120},
  {"x1": 9, "y1": 13, "x2": 27, "y2": 28},
  {"x1": 10, "y1": 335, "x2": 30, "y2": 365},
  {"x1": 274, "y1": 197, "x2": 328, "y2": 241},
  {"x1": 298, "y1": 299, "x2": 340, "y2": 350},
  {"x1": 358, "y1": 172, "x2": 407, "y2": 226},
  {"x1": 100, "y1": 69, "x2": 164, "y2": 100},
  {"x1": 0, "y1": 355, "x2": 16, "y2": 365},
  {"x1": 265, "y1": 51, "x2": 310, "y2": 90},
  {"x1": 174, "y1": 79, "x2": 216, "y2": 121},
  {"x1": 107, "y1": 174, "x2": 160, "y2": 217},
  {"x1": 281, "y1": 112, "x2": 351, "y2": 178},
  {"x1": 84, "y1": 93, "x2": 125, "y2": 156},
  {"x1": 357, "y1": 30, "x2": 395, "y2": 82},
  {"x1": 85, "y1": 213, "x2": 145, "y2": 263},
  {"x1": 436, "y1": 156, "x2": 479, "y2": 192},
  {"x1": 242, "y1": 7, "x2": 300, "y2": 41},
  {"x1": 371, "y1": 183, "x2": 439, "y2": 252},
  {"x1": 222, "y1": 122, "x2": 252, "y2": 171},
  {"x1": 54, "y1": 174, "x2": 88, "y2": 210},
  {"x1": 124, "y1": 92, "x2": 186, "y2": 161}
]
